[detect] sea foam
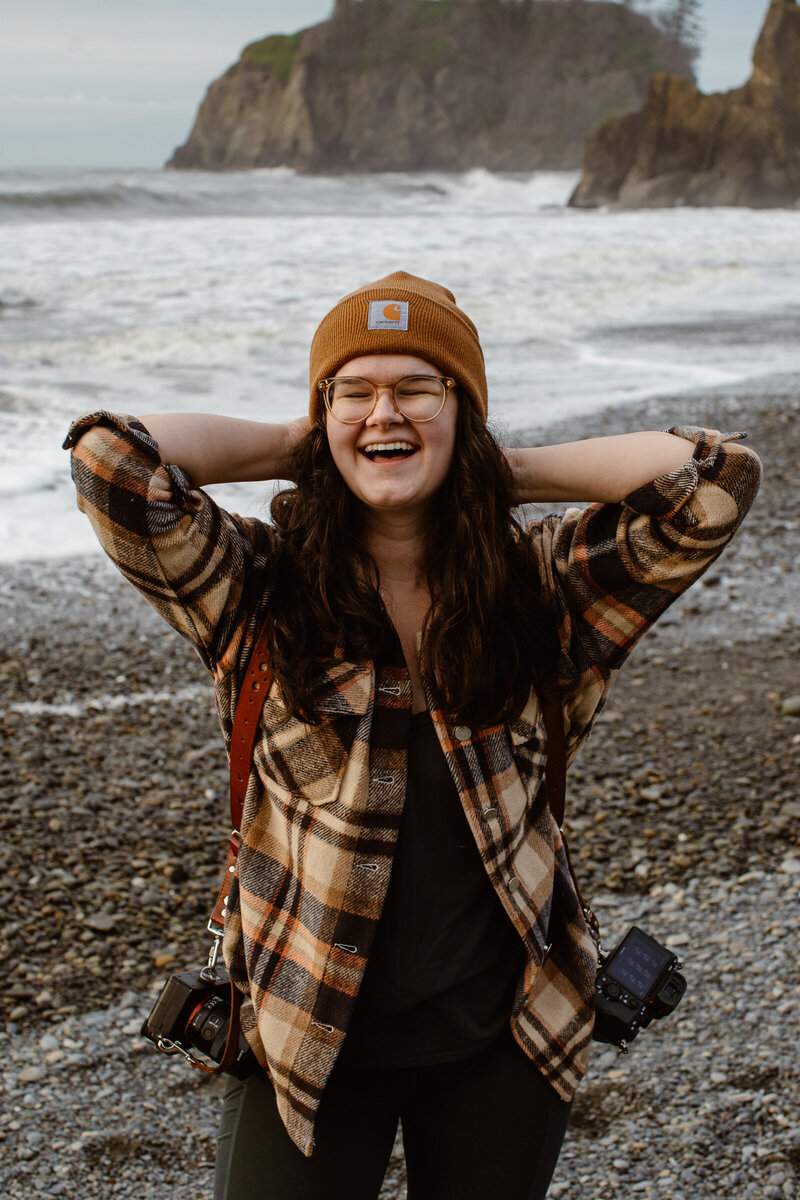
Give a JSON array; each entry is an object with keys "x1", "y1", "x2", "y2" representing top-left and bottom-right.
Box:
[{"x1": 2, "y1": 166, "x2": 799, "y2": 563}]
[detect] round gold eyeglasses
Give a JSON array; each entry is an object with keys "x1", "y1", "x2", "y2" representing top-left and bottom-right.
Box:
[{"x1": 319, "y1": 375, "x2": 456, "y2": 424}]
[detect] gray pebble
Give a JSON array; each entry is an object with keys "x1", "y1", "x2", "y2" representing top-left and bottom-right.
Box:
[{"x1": 17, "y1": 1065, "x2": 44, "y2": 1084}]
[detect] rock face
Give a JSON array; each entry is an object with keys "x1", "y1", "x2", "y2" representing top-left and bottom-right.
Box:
[
  {"x1": 569, "y1": 0, "x2": 800, "y2": 208},
  {"x1": 168, "y1": 0, "x2": 693, "y2": 173}
]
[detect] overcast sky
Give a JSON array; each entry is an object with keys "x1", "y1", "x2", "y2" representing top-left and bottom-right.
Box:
[{"x1": 0, "y1": 0, "x2": 770, "y2": 171}]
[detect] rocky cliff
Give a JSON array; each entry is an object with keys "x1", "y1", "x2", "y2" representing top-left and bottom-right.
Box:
[
  {"x1": 569, "y1": 0, "x2": 800, "y2": 208},
  {"x1": 168, "y1": 0, "x2": 693, "y2": 173}
]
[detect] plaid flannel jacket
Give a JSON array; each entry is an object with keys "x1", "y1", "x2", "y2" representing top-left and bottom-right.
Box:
[{"x1": 65, "y1": 413, "x2": 761, "y2": 1155}]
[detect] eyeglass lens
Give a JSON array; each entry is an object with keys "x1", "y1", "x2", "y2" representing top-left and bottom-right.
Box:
[{"x1": 326, "y1": 376, "x2": 446, "y2": 423}]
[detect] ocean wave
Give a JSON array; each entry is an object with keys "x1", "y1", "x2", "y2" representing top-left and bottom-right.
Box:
[
  {"x1": 434, "y1": 168, "x2": 579, "y2": 209},
  {"x1": 0, "y1": 166, "x2": 578, "y2": 223},
  {"x1": 0, "y1": 388, "x2": 41, "y2": 414},
  {"x1": 0, "y1": 168, "x2": 301, "y2": 222},
  {"x1": 0, "y1": 287, "x2": 37, "y2": 309},
  {"x1": 0, "y1": 180, "x2": 196, "y2": 221}
]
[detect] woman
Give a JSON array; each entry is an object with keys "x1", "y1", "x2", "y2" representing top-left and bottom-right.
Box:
[{"x1": 66, "y1": 271, "x2": 761, "y2": 1200}]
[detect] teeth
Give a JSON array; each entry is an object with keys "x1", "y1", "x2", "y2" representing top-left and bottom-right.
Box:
[{"x1": 362, "y1": 441, "x2": 417, "y2": 455}]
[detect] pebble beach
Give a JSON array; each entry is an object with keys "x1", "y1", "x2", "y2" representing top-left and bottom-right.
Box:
[{"x1": 1, "y1": 378, "x2": 798, "y2": 1199}]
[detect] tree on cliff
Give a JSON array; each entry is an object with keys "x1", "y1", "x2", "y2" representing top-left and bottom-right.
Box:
[
  {"x1": 629, "y1": 0, "x2": 703, "y2": 65},
  {"x1": 656, "y1": 0, "x2": 703, "y2": 64}
]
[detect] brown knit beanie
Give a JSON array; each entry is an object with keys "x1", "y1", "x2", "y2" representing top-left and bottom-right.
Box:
[{"x1": 309, "y1": 270, "x2": 487, "y2": 423}]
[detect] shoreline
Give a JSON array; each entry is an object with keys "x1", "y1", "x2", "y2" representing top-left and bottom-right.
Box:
[{"x1": 1, "y1": 374, "x2": 798, "y2": 1198}]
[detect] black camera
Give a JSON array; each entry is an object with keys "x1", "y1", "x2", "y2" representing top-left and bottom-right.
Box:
[
  {"x1": 141, "y1": 966, "x2": 255, "y2": 1078},
  {"x1": 593, "y1": 926, "x2": 686, "y2": 1050}
]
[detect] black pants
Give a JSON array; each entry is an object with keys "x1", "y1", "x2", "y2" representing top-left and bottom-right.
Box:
[{"x1": 214, "y1": 1026, "x2": 572, "y2": 1200}]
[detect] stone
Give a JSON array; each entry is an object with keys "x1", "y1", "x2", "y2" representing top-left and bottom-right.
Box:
[
  {"x1": 780, "y1": 695, "x2": 800, "y2": 716},
  {"x1": 17, "y1": 1065, "x2": 44, "y2": 1083},
  {"x1": 570, "y1": 0, "x2": 800, "y2": 210},
  {"x1": 84, "y1": 913, "x2": 118, "y2": 933}
]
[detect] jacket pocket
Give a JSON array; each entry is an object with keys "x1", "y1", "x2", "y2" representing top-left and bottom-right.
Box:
[{"x1": 256, "y1": 660, "x2": 373, "y2": 807}]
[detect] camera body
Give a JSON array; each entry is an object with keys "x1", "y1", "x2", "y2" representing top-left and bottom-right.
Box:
[
  {"x1": 593, "y1": 925, "x2": 686, "y2": 1049},
  {"x1": 142, "y1": 933, "x2": 685, "y2": 1070},
  {"x1": 141, "y1": 966, "x2": 255, "y2": 1078}
]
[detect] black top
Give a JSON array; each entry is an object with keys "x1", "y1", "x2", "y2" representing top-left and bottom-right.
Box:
[{"x1": 340, "y1": 709, "x2": 525, "y2": 1069}]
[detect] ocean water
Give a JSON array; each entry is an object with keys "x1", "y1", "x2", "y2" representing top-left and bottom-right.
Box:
[{"x1": 2, "y1": 166, "x2": 799, "y2": 563}]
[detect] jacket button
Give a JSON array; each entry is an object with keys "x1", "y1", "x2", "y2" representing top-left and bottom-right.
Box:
[
  {"x1": 482, "y1": 807, "x2": 498, "y2": 819},
  {"x1": 508, "y1": 877, "x2": 521, "y2": 893},
  {"x1": 454, "y1": 724, "x2": 471, "y2": 741}
]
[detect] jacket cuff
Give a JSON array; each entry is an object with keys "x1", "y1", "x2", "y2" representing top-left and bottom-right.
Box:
[
  {"x1": 62, "y1": 410, "x2": 159, "y2": 457},
  {"x1": 622, "y1": 426, "x2": 748, "y2": 524},
  {"x1": 63, "y1": 410, "x2": 196, "y2": 513}
]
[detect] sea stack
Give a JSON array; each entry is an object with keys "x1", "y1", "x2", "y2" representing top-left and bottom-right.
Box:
[
  {"x1": 168, "y1": 0, "x2": 692, "y2": 173},
  {"x1": 569, "y1": 0, "x2": 800, "y2": 209}
]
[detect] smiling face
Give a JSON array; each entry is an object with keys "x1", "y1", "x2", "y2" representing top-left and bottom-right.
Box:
[{"x1": 325, "y1": 354, "x2": 459, "y2": 522}]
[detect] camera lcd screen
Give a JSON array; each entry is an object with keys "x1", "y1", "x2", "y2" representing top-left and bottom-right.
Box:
[{"x1": 606, "y1": 928, "x2": 672, "y2": 999}]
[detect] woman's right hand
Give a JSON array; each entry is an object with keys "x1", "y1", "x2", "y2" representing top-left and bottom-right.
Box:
[{"x1": 137, "y1": 412, "x2": 311, "y2": 487}]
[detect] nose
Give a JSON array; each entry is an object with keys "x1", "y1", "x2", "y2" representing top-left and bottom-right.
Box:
[{"x1": 366, "y1": 385, "x2": 404, "y2": 425}]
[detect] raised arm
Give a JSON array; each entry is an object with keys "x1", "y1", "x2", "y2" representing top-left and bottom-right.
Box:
[
  {"x1": 523, "y1": 425, "x2": 762, "y2": 761},
  {"x1": 505, "y1": 431, "x2": 693, "y2": 504},
  {"x1": 138, "y1": 413, "x2": 311, "y2": 487},
  {"x1": 64, "y1": 410, "x2": 308, "y2": 675}
]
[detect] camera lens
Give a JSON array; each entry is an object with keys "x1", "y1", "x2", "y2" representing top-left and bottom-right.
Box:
[{"x1": 185, "y1": 994, "x2": 231, "y2": 1064}]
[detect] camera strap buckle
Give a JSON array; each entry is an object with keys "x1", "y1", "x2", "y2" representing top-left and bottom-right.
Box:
[
  {"x1": 154, "y1": 1035, "x2": 209, "y2": 1069},
  {"x1": 201, "y1": 928, "x2": 224, "y2": 982}
]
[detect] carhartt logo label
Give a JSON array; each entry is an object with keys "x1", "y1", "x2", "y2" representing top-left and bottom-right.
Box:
[{"x1": 368, "y1": 300, "x2": 409, "y2": 331}]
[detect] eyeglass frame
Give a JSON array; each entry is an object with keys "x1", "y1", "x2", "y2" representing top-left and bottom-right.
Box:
[{"x1": 318, "y1": 375, "x2": 457, "y2": 424}]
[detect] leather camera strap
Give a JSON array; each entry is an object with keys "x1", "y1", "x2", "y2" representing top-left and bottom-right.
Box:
[
  {"x1": 541, "y1": 695, "x2": 601, "y2": 946},
  {"x1": 229, "y1": 619, "x2": 275, "y2": 830},
  {"x1": 199, "y1": 619, "x2": 273, "y2": 1077},
  {"x1": 208, "y1": 619, "x2": 274, "y2": 932}
]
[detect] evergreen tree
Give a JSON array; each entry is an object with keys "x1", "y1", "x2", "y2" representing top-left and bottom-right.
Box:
[
  {"x1": 623, "y1": 1, "x2": 703, "y2": 66},
  {"x1": 656, "y1": 0, "x2": 704, "y2": 64}
]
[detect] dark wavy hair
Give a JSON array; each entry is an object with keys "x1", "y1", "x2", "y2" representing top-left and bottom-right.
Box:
[{"x1": 268, "y1": 400, "x2": 559, "y2": 726}]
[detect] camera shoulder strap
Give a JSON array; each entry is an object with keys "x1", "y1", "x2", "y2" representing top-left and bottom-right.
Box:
[
  {"x1": 541, "y1": 693, "x2": 601, "y2": 946},
  {"x1": 229, "y1": 618, "x2": 275, "y2": 831},
  {"x1": 194, "y1": 619, "x2": 273, "y2": 1078},
  {"x1": 208, "y1": 618, "x2": 274, "y2": 934}
]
